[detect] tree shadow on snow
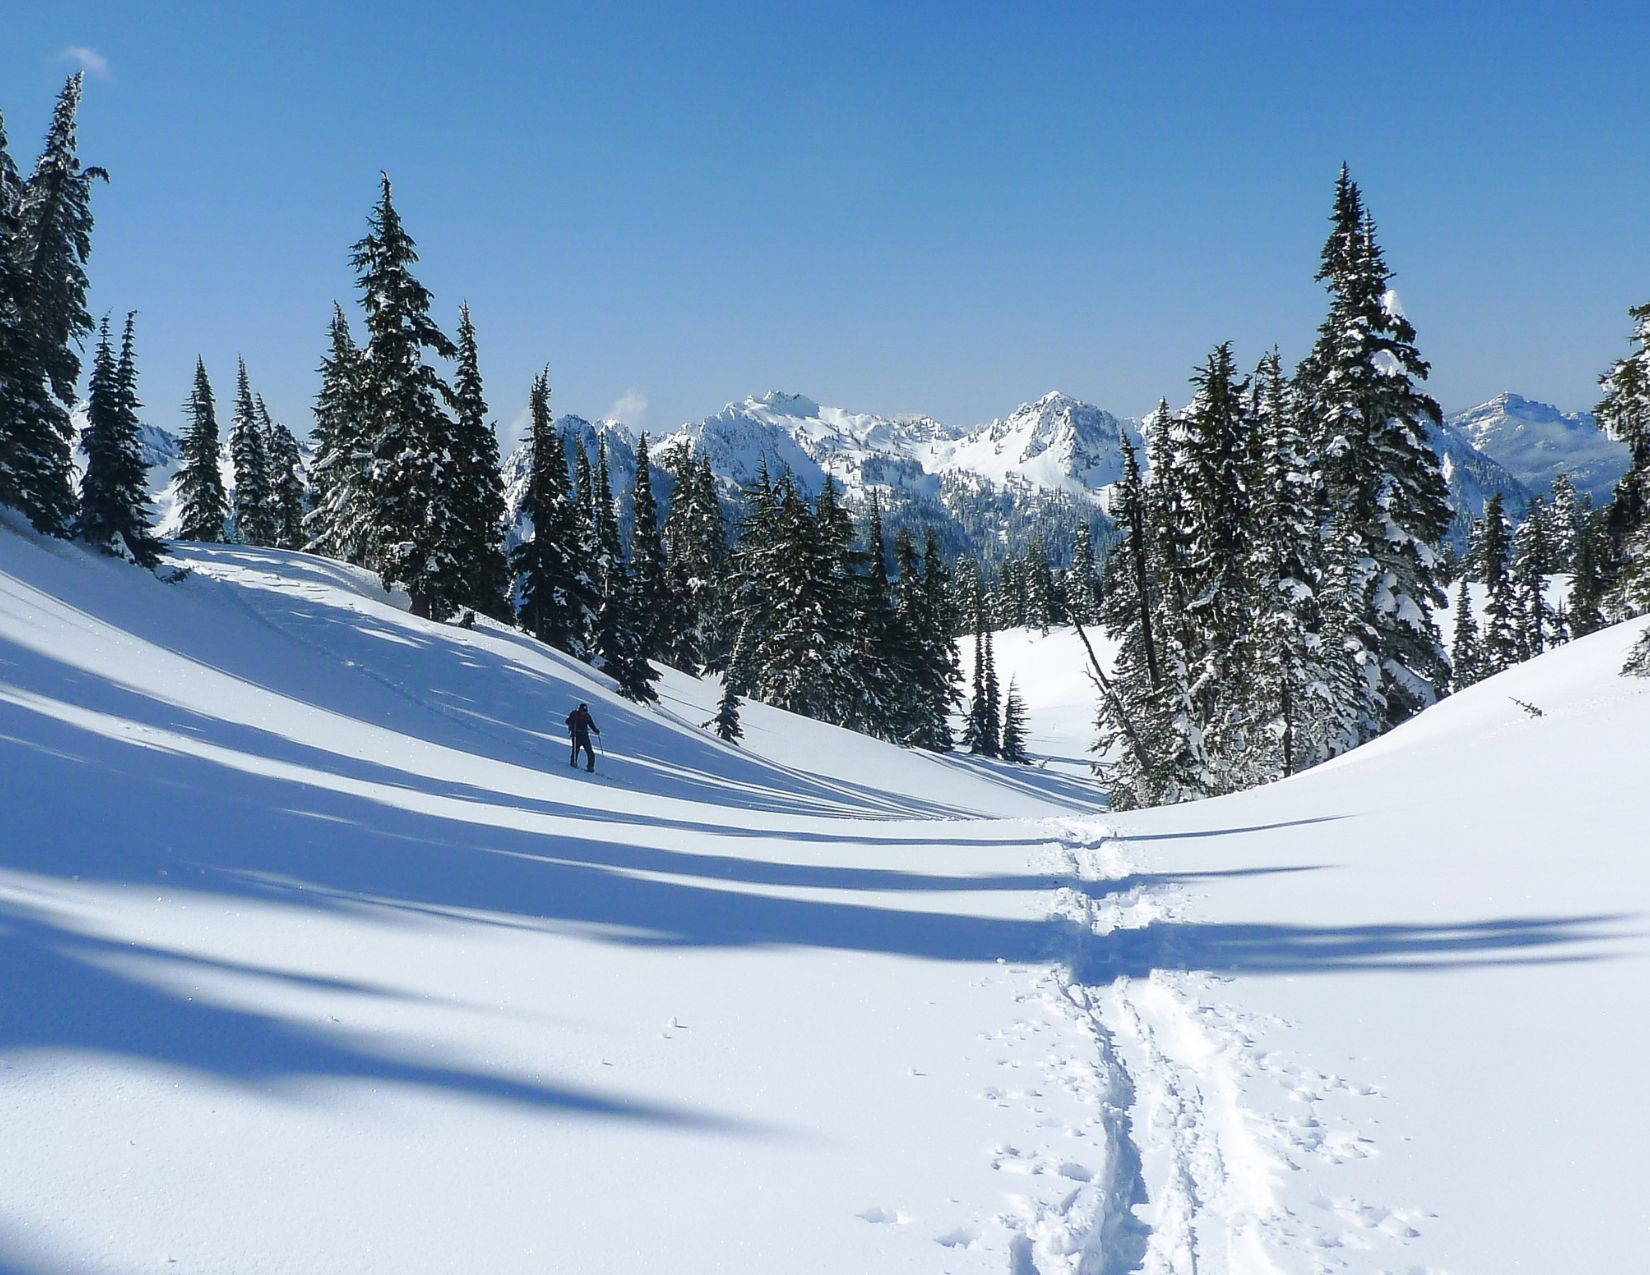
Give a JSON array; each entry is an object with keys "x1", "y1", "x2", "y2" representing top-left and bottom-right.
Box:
[{"x1": 0, "y1": 655, "x2": 1630, "y2": 1120}]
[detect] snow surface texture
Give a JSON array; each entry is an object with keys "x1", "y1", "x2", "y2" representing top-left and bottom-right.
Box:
[{"x1": 6, "y1": 515, "x2": 1649, "y2": 1272}]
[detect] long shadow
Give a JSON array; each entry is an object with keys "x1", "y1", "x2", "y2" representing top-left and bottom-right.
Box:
[
  {"x1": 15, "y1": 542, "x2": 979, "y2": 822},
  {"x1": 2, "y1": 678, "x2": 1628, "y2": 1102}
]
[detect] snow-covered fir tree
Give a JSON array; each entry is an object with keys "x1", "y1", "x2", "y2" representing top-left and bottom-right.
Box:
[
  {"x1": 175, "y1": 358, "x2": 228, "y2": 542},
  {"x1": 999, "y1": 679, "x2": 1030, "y2": 764},
  {"x1": 303, "y1": 304, "x2": 368, "y2": 560},
  {"x1": 1594, "y1": 299, "x2": 1650, "y2": 621},
  {"x1": 1476, "y1": 493, "x2": 1519, "y2": 677},
  {"x1": 228, "y1": 360, "x2": 277, "y2": 547},
  {"x1": 350, "y1": 174, "x2": 466, "y2": 619},
  {"x1": 512, "y1": 370, "x2": 589, "y2": 654},
  {"x1": 1511, "y1": 496, "x2": 1557, "y2": 658},
  {"x1": 1062, "y1": 521, "x2": 1101, "y2": 624},
  {"x1": 660, "y1": 446, "x2": 730, "y2": 673},
  {"x1": 259, "y1": 397, "x2": 306, "y2": 551},
  {"x1": 76, "y1": 313, "x2": 160, "y2": 567},
  {"x1": 448, "y1": 303, "x2": 510, "y2": 618},
  {"x1": 2, "y1": 76, "x2": 104, "y2": 534},
  {"x1": 1240, "y1": 348, "x2": 1334, "y2": 779},
  {"x1": 706, "y1": 647, "x2": 743, "y2": 744},
  {"x1": 1450, "y1": 577, "x2": 1481, "y2": 689},
  {"x1": 1569, "y1": 507, "x2": 1609, "y2": 639},
  {"x1": 628, "y1": 433, "x2": 669, "y2": 655},
  {"x1": 0, "y1": 105, "x2": 31, "y2": 506},
  {"x1": 1295, "y1": 167, "x2": 1451, "y2": 730}
]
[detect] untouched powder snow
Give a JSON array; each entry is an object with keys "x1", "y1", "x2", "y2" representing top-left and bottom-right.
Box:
[{"x1": 6, "y1": 515, "x2": 1649, "y2": 1272}]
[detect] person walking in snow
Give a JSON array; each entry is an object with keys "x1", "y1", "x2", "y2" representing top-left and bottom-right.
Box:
[{"x1": 567, "y1": 702, "x2": 600, "y2": 772}]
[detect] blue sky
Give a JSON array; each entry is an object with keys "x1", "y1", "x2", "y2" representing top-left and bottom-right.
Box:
[{"x1": 4, "y1": 2, "x2": 1647, "y2": 443}]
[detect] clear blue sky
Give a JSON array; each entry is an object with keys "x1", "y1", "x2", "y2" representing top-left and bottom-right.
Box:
[{"x1": 5, "y1": 1, "x2": 1647, "y2": 444}]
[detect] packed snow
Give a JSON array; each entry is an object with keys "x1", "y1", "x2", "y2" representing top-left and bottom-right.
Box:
[{"x1": 5, "y1": 516, "x2": 1648, "y2": 1272}]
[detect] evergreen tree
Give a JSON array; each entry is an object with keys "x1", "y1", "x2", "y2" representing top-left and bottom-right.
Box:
[
  {"x1": 259, "y1": 397, "x2": 306, "y2": 551},
  {"x1": 1063, "y1": 521, "x2": 1101, "y2": 623},
  {"x1": 661, "y1": 447, "x2": 730, "y2": 672},
  {"x1": 593, "y1": 560, "x2": 660, "y2": 703},
  {"x1": 1297, "y1": 167, "x2": 1451, "y2": 729},
  {"x1": 448, "y1": 303, "x2": 511, "y2": 617},
  {"x1": 351, "y1": 174, "x2": 464, "y2": 619},
  {"x1": 999, "y1": 679, "x2": 1030, "y2": 764},
  {"x1": 228, "y1": 360, "x2": 276, "y2": 546},
  {"x1": 1241, "y1": 348, "x2": 1333, "y2": 779},
  {"x1": 1169, "y1": 342, "x2": 1253, "y2": 788},
  {"x1": 175, "y1": 358, "x2": 228, "y2": 542},
  {"x1": 1093, "y1": 430, "x2": 1165, "y2": 804},
  {"x1": 707, "y1": 673, "x2": 743, "y2": 743},
  {"x1": 978, "y1": 627, "x2": 1002, "y2": 757},
  {"x1": 1511, "y1": 496, "x2": 1556, "y2": 657},
  {"x1": 304, "y1": 303, "x2": 368, "y2": 559},
  {"x1": 1021, "y1": 537, "x2": 1058, "y2": 630},
  {"x1": 3, "y1": 76, "x2": 104, "y2": 534},
  {"x1": 628, "y1": 433, "x2": 669, "y2": 653},
  {"x1": 963, "y1": 624, "x2": 988, "y2": 753},
  {"x1": 1569, "y1": 508, "x2": 1610, "y2": 638},
  {"x1": 1478, "y1": 494, "x2": 1519, "y2": 675},
  {"x1": 0, "y1": 104, "x2": 31, "y2": 494},
  {"x1": 738, "y1": 474, "x2": 859, "y2": 723},
  {"x1": 1548, "y1": 473, "x2": 1585, "y2": 570},
  {"x1": 915, "y1": 530, "x2": 961, "y2": 750},
  {"x1": 1595, "y1": 300, "x2": 1650, "y2": 616},
  {"x1": 76, "y1": 313, "x2": 160, "y2": 566},
  {"x1": 1450, "y1": 577, "x2": 1482, "y2": 689},
  {"x1": 512, "y1": 370, "x2": 588, "y2": 652}
]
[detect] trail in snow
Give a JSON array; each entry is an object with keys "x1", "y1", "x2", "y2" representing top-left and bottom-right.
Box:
[{"x1": 6, "y1": 519, "x2": 1648, "y2": 1272}]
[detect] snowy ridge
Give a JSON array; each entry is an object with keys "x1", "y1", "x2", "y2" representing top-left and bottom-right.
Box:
[{"x1": 1446, "y1": 391, "x2": 1629, "y2": 504}]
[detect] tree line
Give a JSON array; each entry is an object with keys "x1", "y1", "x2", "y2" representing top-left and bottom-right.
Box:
[{"x1": 5, "y1": 78, "x2": 1648, "y2": 791}]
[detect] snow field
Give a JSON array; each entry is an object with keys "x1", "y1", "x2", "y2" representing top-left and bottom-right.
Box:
[
  {"x1": 0, "y1": 519, "x2": 1123, "y2": 1274},
  {"x1": 6, "y1": 513, "x2": 1649, "y2": 1271}
]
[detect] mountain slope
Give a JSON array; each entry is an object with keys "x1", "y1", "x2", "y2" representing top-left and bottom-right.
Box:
[{"x1": 1449, "y1": 391, "x2": 1629, "y2": 503}]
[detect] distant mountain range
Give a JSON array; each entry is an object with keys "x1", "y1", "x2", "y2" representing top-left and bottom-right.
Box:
[{"x1": 114, "y1": 388, "x2": 1630, "y2": 565}]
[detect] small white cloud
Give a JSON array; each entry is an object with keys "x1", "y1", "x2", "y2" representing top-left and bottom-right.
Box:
[
  {"x1": 604, "y1": 387, "x2": 649, "y2": 431},
  {"x1": 497, "y1": 406, "x2": 532, "y2": 452},
  {"x1": 60, "y1": 46, "x2": 111, "y2": 79}
]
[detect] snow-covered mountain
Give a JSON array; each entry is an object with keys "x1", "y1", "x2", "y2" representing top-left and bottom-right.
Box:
[
  {"x1": 130, "y1": 386, "x2": 1621, "y2": 563},
  {"x1": 1426, "y1": 416, "x2": 1534, "y2": 541},
  {"x1": 1447, "y1": 392, "x2": 1629, "y2": 504},
  {"x1": 924, "y1": 391, "x2": 1143, "y2": 498}
]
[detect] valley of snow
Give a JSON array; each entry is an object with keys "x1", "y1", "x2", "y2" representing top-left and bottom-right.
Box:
[{"x1": 4, "y1": 517, "x2": 1648, "y2": 1272}]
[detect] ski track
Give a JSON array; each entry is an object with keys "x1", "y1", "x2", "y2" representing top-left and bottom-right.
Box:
[{"x1": 1010, "y1": 819, "x2": 1434, "y2": 1274}]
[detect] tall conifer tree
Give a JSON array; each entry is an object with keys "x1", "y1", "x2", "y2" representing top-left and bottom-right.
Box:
[
  {"x1": 304, "y1": 304, "x2": 368, "y2": 559},
  {"x1": 3, "y1": 75, "x2": 104, "y2": 533},
  {"x1": 448, "y1": 303, "x2": 510, "y2": 616},
  {"x1": 176, "y1": 358, "x2": 228, "y2": 542},
  {"x1": 77, "y1": 313, "x2": 160, "y2": 566},
  {"x1": 228, "y1": 359, "x2": 276, "y2": 546},
  {"x1": 1297, "y1": 167, "x2": 1451, "y2": 729},
  {"x1": 351, "y1": 174, "x2": 464, "y2": 618}
]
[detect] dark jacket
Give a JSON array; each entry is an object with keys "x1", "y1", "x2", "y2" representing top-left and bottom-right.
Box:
[{"x1": 566, "y1": 707, "x2": 598, "y2": 740}]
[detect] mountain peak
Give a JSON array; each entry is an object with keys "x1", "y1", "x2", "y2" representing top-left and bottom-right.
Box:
[{"x1": 754, "y1": 390, "x2": 821, "y2": 418}]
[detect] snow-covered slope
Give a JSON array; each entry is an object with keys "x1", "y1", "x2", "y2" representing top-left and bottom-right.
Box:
[
  {"x1": 7, "y1": 514, "x2": 1648, "y2": 1271},
  {"x1": 925, "y1": 391, "x2": 1141, "y2": 501},
  {"x1": 1449, "y1": 391, "x2": 1629, "y2": 504},
  {"x1": 981, "y1": 611, "x2": 1650, "y2": 1271},
  {"x1": 0, "y1": 515, "x2": 1116, "y2": 1275}
]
